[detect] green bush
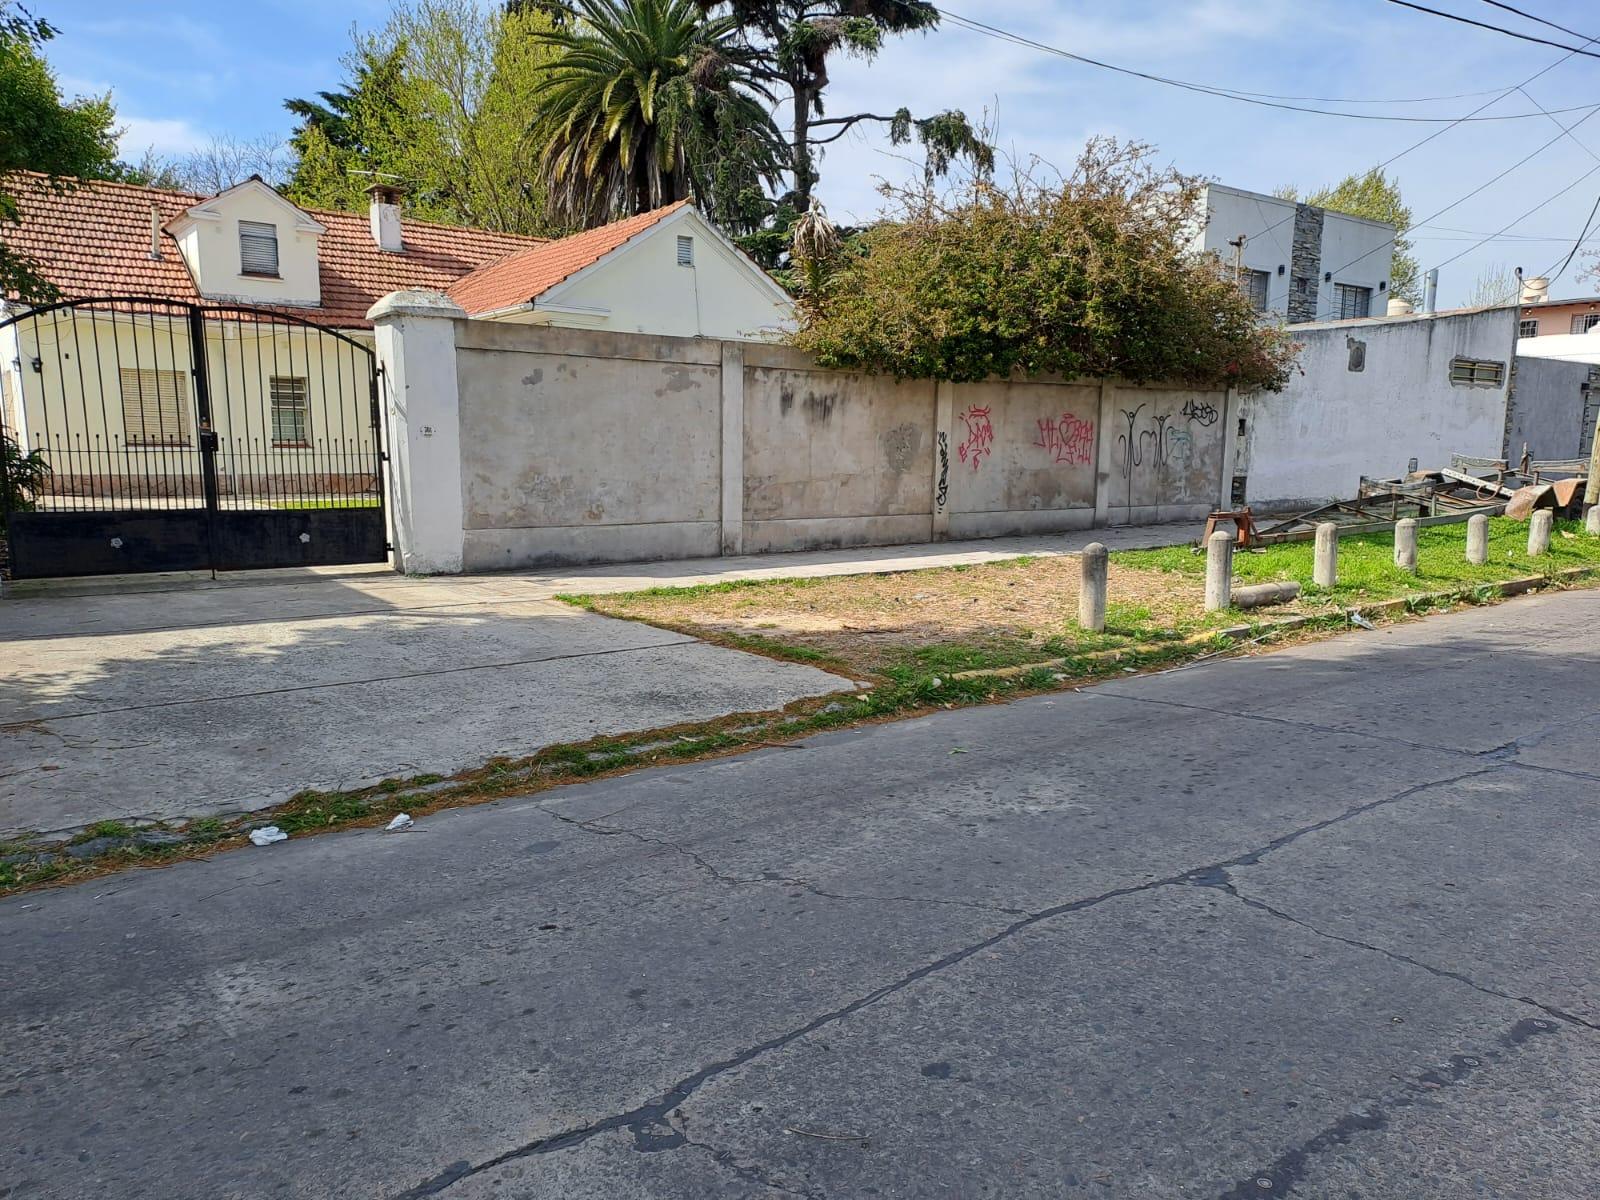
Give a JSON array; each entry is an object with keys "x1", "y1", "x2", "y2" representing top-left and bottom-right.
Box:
[
  {"x1": 2, "y1": 432, "x2": 49, "y2": 526},
  {"x1": 790, "y1": 137, "x2": 1300, "y2": 391}
]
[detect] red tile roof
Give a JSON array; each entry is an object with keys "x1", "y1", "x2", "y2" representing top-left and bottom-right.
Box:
[
  {"x1": 2, "y1": 173, "x2": 547, "y2": 328},
  {"x1": 446, "y1": 200, "x2": 690, "y2": 316}
]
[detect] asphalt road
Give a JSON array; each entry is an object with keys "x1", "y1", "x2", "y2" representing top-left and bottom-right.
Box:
[{"x1": 6, "y1": 588, "x2": 1600, "y2": 1199}]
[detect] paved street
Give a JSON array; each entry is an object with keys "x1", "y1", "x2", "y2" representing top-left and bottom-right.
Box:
[{"x1": 5, "y1": 587, "x2": 1600, "y2": 1198}]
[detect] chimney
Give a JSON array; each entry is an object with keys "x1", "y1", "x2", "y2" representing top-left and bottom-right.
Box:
[
  {"x1": 149, "y1": 203, "x2": 163, "y2": 260},
  {"x1": 366, "y1": 183, "x2": 406, "y2": 253}
]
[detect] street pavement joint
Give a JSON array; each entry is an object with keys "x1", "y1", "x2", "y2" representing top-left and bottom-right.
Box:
[{"x1": 391, "y1": 763, "x2": 1507, "y2": 1199}]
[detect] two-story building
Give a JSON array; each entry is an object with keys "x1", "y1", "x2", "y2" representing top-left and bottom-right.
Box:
[{"x1": 1191, "y1": 183, "x2": 1397, "y2": 324}]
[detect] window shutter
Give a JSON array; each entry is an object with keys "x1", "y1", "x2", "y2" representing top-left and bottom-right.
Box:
[
  {"x1": 119, "y1": 368, "x2": 191, "y2": 446},
  {"x1": 676, "y1": 235, "x2": 694, "y2": 266},
  {"x1": 240, "y1": 221, "x2": 280, "y2": 276}
]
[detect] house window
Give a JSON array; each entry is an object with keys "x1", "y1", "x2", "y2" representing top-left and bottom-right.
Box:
[
  {"x1": 1571, "y1": 313, "x2": 1600, "y2": 334},
  {"x1": 270, "y1": 376, "x2": 310, "y2": 446},
  {"x1": 1238, "y1": 269, "x2": 1270, "y2": 312},
  {"x1": 1333, "y1": 283, "x2": 1372, "y2": 320},
  {"x1": 1520, "y1": 319, "x2": 1539, "y2": 337},
  {"x1": 1449, "y1": 357, "x2": 1506, "y2": 387},
  {"x1": 676, "y1": 235, "x2": 694, "y2": 267},
  {"x1": 119, "y1": 368, "x2": 191, "y2": 446},
  {"x1": 240, "y1": 220, "x2": 280, "y2": 277}
]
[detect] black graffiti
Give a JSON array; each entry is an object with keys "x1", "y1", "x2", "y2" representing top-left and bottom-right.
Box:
[
  {"x1": 1143, "y1": 413, "x2": 1174, "y2": 469},
  {"x1": 1116, "y1": 404, "x2": 1146, "y2": 479},
  {"x1": 1181, "y1": 398, "x2": 1219, "y2": 427},
  {"x1": 936, "y1": 431, "x2": 950, "y2": 511}
]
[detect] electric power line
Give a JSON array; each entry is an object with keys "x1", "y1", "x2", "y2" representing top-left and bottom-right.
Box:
[
  {"x1": 1386, "y1": 0, "x2": 1600, "y2": 59},
  {"x1": 1476, "y1": 0, "x2": 1596, "y2": 43}
]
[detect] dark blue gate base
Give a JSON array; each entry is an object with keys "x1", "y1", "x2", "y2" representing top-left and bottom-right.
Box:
[{"x1": 7, "y1": 509, "x2": 388, "y2": 579}]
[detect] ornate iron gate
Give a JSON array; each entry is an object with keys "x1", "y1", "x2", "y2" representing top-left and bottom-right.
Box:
[{"x1": 0, "y1": 297, "x2": 387, "y2": 578}]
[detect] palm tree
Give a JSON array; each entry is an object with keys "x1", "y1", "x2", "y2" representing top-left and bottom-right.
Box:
[{"x1": 530, "y1": 0, "x2": 783, "y2": 228}]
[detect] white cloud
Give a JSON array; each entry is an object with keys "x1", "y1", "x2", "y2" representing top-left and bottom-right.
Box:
[{"x1": 117, "y1": 116, "x2": 210, "y2": 158}]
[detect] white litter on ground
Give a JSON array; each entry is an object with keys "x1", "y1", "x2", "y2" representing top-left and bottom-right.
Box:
[
  {"x1": 248, "y1": 826, "x2": 287, "y2": 847},
  {"x1": 385, "y1": 814, "x2": 414, "y2": 833}
]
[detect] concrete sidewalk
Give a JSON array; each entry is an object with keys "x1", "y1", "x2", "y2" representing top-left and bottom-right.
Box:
[{"x1": 0, "y1": 525, "x2": 1198, "y2": 836}]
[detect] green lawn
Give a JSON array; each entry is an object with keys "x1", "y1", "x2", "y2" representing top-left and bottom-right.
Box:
[{"x1": 1115, "y1": 516, "x2": 1600, "y2": 603}]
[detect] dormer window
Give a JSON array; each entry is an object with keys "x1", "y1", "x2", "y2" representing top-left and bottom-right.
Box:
[{"x1": 239, "y1": 220, "x2": 280, "y2": 277}]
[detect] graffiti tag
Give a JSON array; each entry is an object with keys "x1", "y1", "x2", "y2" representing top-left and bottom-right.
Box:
[
  {"x1": 1032, "y1": 413, "x2": 1095, "y2": 465},
  {"x1": 1116, "y1": 404, "x2": 1146, "y2": 479},
  {"x1": 936, "y1": 431, "x2": 950, "y2": 511},
  {"x1": 1181, "y1": 398, "x2": 1219, "y2": 427},
  {"x1": 957, "y1": 406, "x2": 994, "y2": 471}
]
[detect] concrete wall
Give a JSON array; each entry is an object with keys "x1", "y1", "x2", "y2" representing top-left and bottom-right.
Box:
[
  {"x1": 1236, "y1": 306, "x2": 1517, "y2": 510},
  {"x1": 374, "y1": 302, "x2": 1234, "y2": 572},
  {"x1": 1516, "y1": 330, "x2": 1600, "y2": 366},
  {"x1": 1506, "y1": 356, "x2": 1599, "y2": 462}
]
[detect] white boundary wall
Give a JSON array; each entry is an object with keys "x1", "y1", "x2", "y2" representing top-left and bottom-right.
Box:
[{"x1": 372, "y1": 293, "x2": 1237, "y2": 573}]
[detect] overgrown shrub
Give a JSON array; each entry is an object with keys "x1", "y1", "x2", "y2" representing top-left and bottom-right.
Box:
[
  {"x1": 791, "y1": 138, "x2": 1300, "y2": 391},
  {"x1": 1, "y1": 432, "x2": 49, "y2": 526}
]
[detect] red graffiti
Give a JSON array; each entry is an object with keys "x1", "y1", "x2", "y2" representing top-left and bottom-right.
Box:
[
  {"x1": 1033, "y1": 413, "x2": 1095, "y2": 465},
  {"x1": 957, "y1": 406, "x2": 994, "y2": 470}
]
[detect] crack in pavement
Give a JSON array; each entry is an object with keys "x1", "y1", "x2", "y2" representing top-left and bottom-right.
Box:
[
  {"x1": 674, "y1": 1124, "x2": 828, "y2": 1200},
  {"x1": 1190, "y1": 867, "x2": 1600, "y2": 1035},
  {"x1": 539, "y1": 806, "x2": 1031, "y2": 918},
  {"x1": 1087, "y1": 690, "x2": 1600, "y2": 783},
  {"x1": 387, "y1": 764, "x2": 1500, "y2": 1199},
  {"x1": 1216, "y1": 1016, "x2": 1562, "y2": 1199}
]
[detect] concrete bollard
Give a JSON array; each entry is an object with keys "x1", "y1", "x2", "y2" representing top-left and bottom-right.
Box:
[
  {"x1": 1233, "y1": 581, "x2": 1302, "y2": 610},
  {"x1": 1466, "y1": 514, "x2": 1489, "y2": 565},
  {"x1": 1528, "y1": 509, "x2": 1553, "y2": 556},
  {"x1": 1313, "y1": 522, "x2": 1338, "y2": 588},
  {"x1": 1586, "y1": 506, "x2": 1600, "y2": 536},
  {"x1": 1204, "y1": 530, "x2": 1234, "y2": 612},
  {"x1": 1394, "y1": 518, "x2": 1418, "y2": 574},
  {"x1": 1079, "y1": 542, "x2": 1108, "y2": 633}
]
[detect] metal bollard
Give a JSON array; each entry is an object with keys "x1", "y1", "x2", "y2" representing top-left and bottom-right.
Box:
[
  {"x1": 1394, "y1": 518, "x2": 1418, "y2": 574},
  {"x1": 1204, "y1": 530, "x2": 1234, "y2": 612},
  {"x1": 1079, "y1": 542, "x2": 1108, "y2": 633},
  {"x1": 1313, "y1": 522, "x2": 1338, "y2": 588},
  {"x1": 1528, "y1": 510, "x2": 1553, "y2": 556},
  {"x1": 1466, "y1": 514, "x2": 1489, "y2": 565}
]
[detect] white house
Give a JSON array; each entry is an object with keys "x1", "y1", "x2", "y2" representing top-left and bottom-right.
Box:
[
  {"x1": 1191, "y1": 183, "x2": 1397, "y2": 324},
  {"x1": 1, "y1": 175, "x2": 794, "y2": 510}
]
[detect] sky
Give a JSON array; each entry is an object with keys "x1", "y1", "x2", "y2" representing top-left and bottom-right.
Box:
[{"x1": 34, "y1": 0, "x2": 1600, "y2": 307}]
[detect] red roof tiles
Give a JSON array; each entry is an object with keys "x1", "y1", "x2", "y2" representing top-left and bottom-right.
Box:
[
  {"x1": 446, "y1": 200, "x2": 689, "y2": 316},
  {"x1": 2, "y1": 173, "x2": 547, "y2": 328}
]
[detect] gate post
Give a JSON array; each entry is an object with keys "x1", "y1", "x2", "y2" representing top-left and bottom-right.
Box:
[{"x1": 369, "y1": 291, "x2": 467, "y2": 574}]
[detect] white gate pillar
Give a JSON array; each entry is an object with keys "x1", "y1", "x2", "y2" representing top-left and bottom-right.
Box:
[{"x1": 369, "y1": 290, "x2": 467, "y2": 574}]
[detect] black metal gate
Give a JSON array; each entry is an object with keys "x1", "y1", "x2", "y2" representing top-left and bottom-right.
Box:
[{"x1": 0, "y1": 297, "x2": 388, "y2": 578}]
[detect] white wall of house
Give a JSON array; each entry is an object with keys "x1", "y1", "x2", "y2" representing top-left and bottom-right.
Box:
[
  {"x1": 168, "y1": 180, "x2": 325, "y2": 309},
  {"x1": 1193, "y1": 184, "x2": 1394, "y2": 322},
  {"x1": 1235, "y1": 306, "x2": 1518, "y2": 509},
  {"x1": 484, "y1": 209, "x2": 795, "y2": 342},
  {"x1": 1515, "y1": 329, "x2": 1600, "y2": 365}
]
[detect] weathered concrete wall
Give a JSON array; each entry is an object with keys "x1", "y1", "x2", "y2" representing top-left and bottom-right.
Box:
[
  {"x1": 1506, "y1": 357, "x2": 1594, "y2": 462},
  {"x1": 741, "y1": 345, "x2": 936, "y2": 553},
  {"x1": 396, "y1": 316, "x2": 1232, "y2": 570},
  {"x1": 455, "y1": 322, "x2": 722, "y2": 571},
  {"x1": 1237, "y1": 307, "x2": 1517, "y2": 511}
]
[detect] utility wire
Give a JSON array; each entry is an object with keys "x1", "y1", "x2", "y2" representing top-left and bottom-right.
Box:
[
  {"x1": 1385, "y1": 0, "x2": 1600, "y2": 59},
  {"x1": 932, "y1": 8, "x2": 1600, "y2": 121},
  {"x1": 1548, "y1": 191, "x2": 1600, "y2": 283},
  {"x1": 1476, "y1": 0, "x2": 1597, "y2": 43}
]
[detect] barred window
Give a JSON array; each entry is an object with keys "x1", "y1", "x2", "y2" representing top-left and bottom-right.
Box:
[
  {"x1": 1449, "y1": 357, "x2": 1505, "y2": 387},
  {"x1": 1239, "y1": 269, "x2": 1270, "y2": 312},
  {"x1": 1334, "y1": 283, "x2": 1372, "y2": 320},
  {"x1": 1570, "y1": 313, "x2": 1600, "y2": 334},
  {"x1": 119, "y1": 368, "x2": 191, "y2": 446},
  {"x1": 1519, "y1": 319, "x2": 1539, "y2": 337},
  {"x1": 270, "y1": 375, "x2": 310, "y2": 446}
]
